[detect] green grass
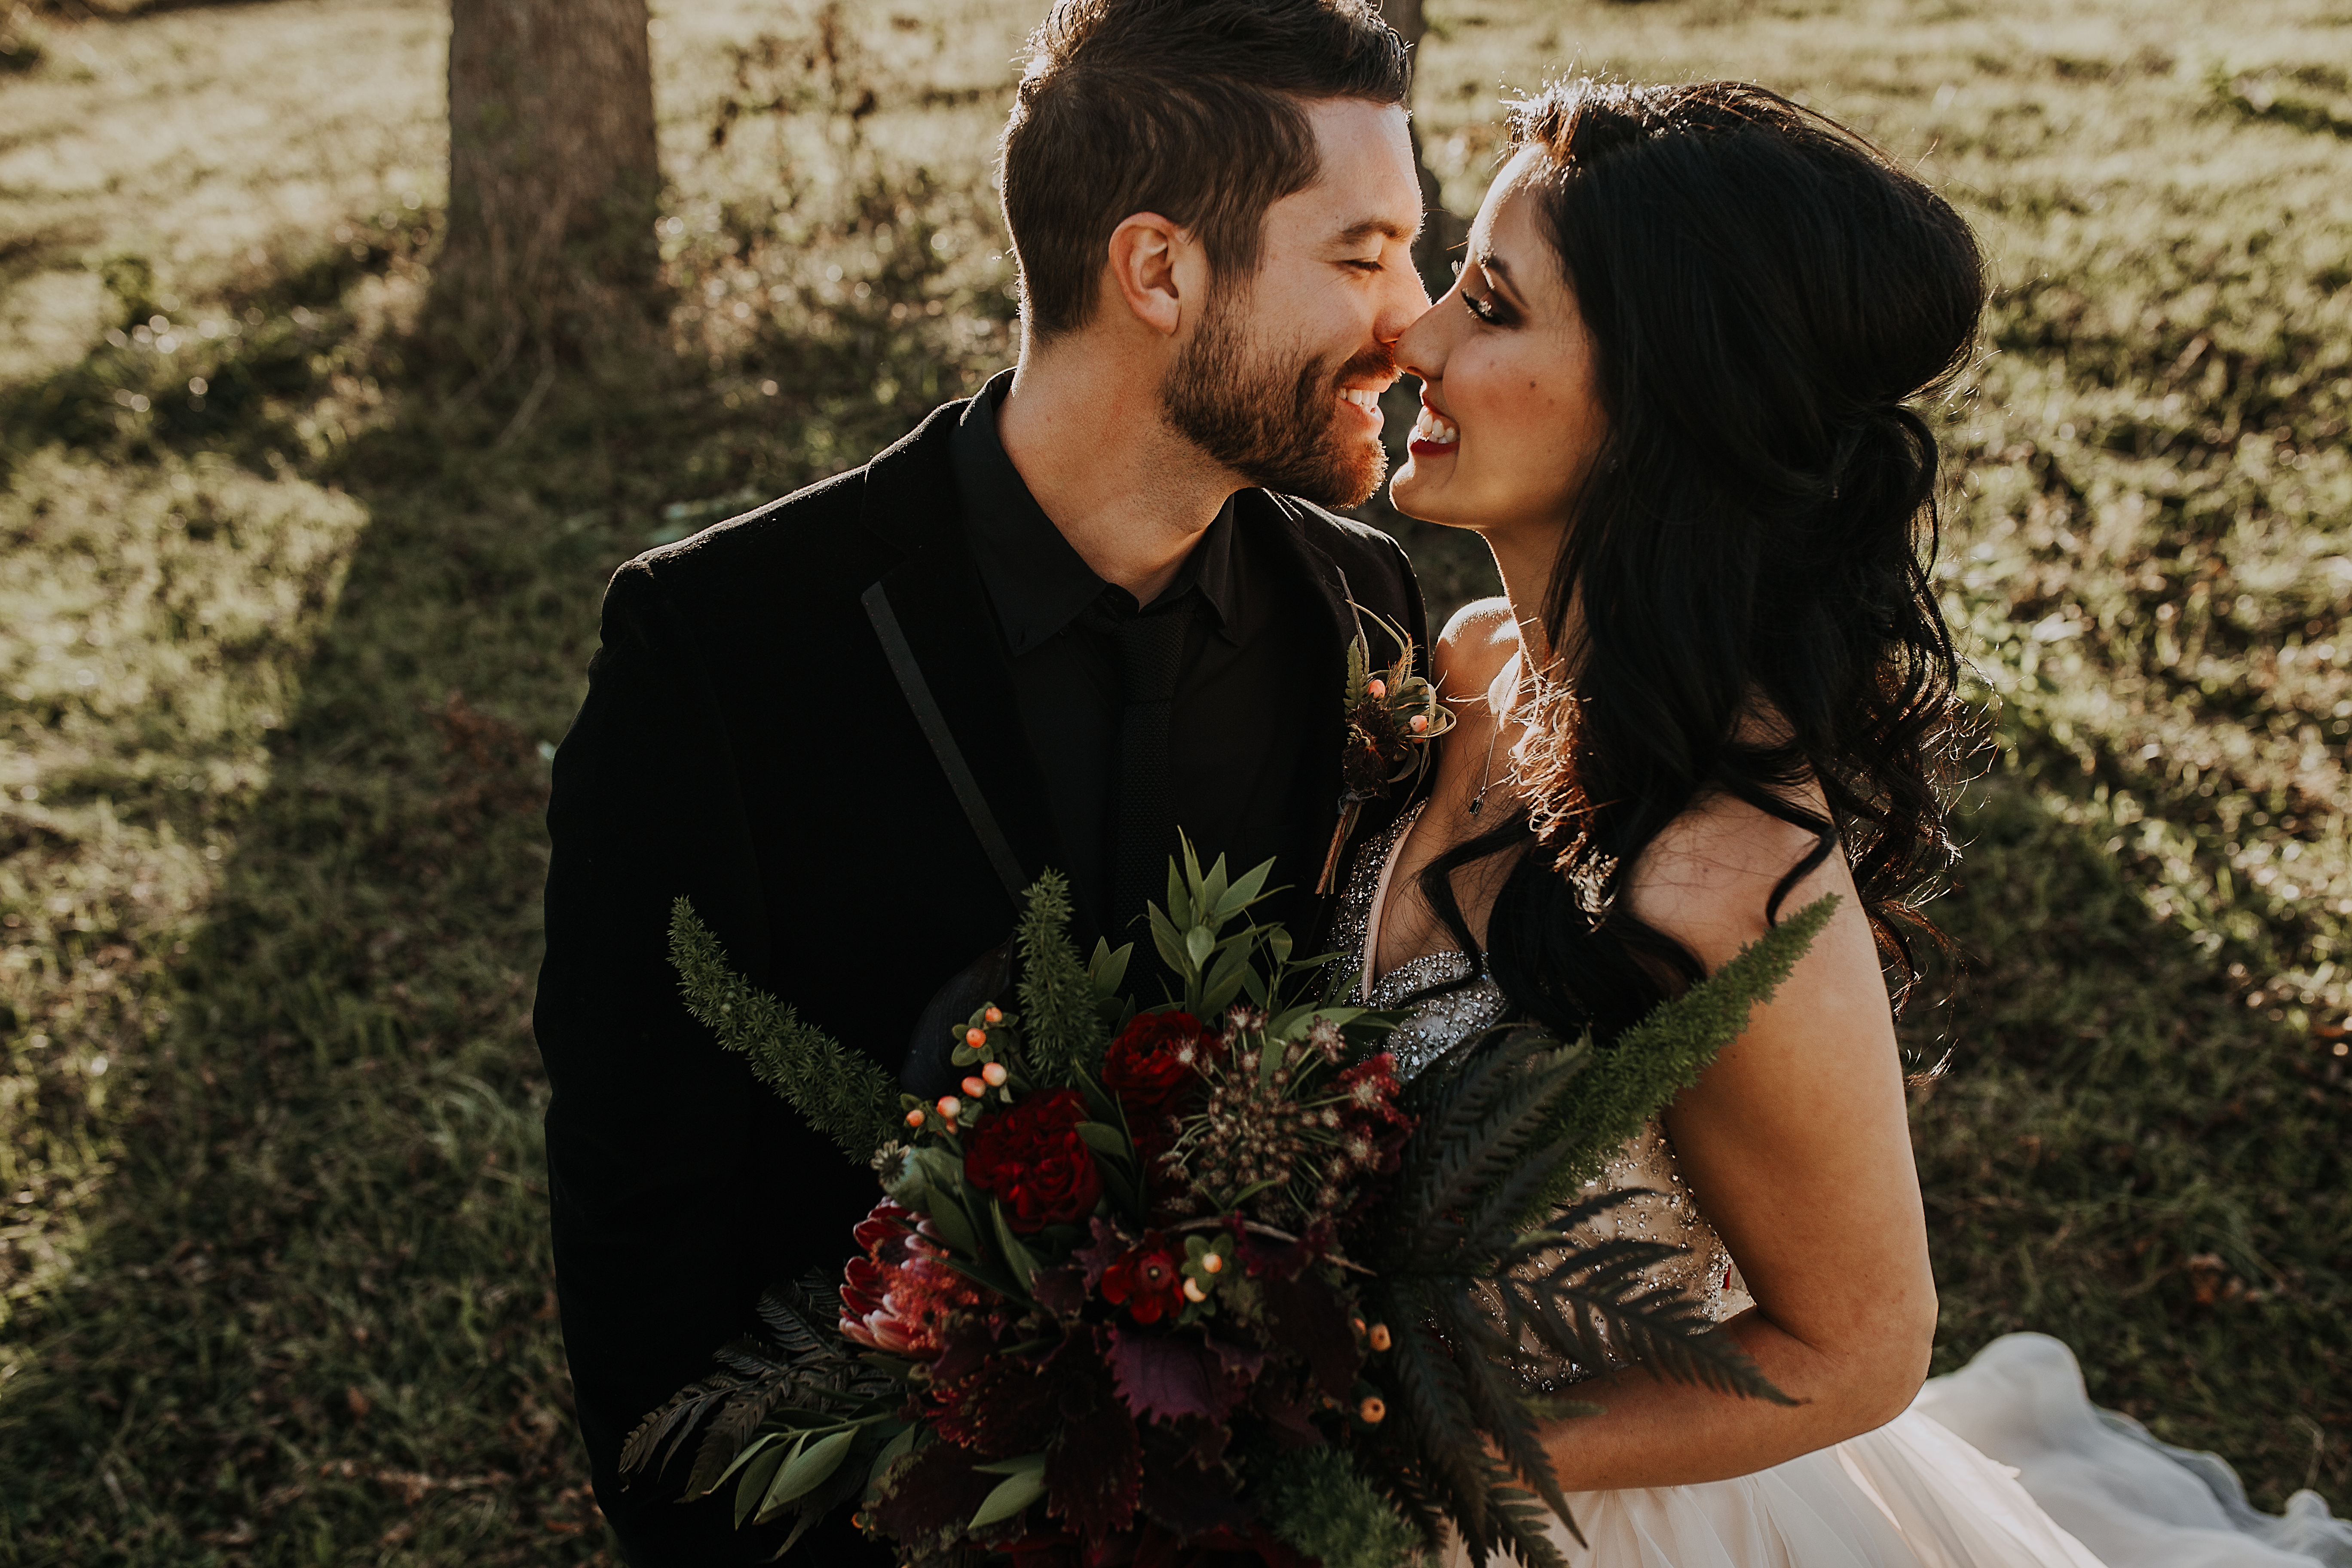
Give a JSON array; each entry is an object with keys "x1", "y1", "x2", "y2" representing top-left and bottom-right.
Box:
[{"x1": 0, "y1": 0, "x2": 2346, "y2": 1560}]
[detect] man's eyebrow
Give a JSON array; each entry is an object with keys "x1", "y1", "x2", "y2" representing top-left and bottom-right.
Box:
[{"x1": 1332, "y1": 215, "x2": 1420, "y2": 247}]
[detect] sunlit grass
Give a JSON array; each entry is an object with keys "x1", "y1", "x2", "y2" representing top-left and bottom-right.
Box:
[{"x1": 0, "y1": 0, "x2": 2345, "y2": 1560}]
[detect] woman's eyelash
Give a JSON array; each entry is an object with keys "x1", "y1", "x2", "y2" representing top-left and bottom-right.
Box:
[{"x1": 1463, "y1": 288, "x2": 1502, "y2": 324}]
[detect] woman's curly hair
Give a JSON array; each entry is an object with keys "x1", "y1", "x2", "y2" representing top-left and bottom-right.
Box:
[{"x1": 1419, "y1": 79, "x2": 1988, "y2": 1042}]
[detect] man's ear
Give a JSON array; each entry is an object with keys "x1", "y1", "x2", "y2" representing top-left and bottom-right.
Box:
[{"x1": 1103, "y1": 212, "x2": 1201, "y2": 338}]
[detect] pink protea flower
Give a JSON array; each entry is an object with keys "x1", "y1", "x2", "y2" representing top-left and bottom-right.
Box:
[{"x1": 838, "y1": 1200, "x2": 984, "y2": 1358}]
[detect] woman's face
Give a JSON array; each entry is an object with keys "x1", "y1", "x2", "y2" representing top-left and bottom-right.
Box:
[{"x1": 1390, "y1": 148, "x2": 1609, "y2": 540}]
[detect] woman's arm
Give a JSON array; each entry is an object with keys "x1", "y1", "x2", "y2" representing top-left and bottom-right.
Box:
[{"x1": 1531, "y1": 790, "x2": 1937, "y2": 1490}]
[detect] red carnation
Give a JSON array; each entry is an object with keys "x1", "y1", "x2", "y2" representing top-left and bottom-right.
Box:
[
  {"x1": 1099, "y1": 1233, "x2": 1186, "y2": 1325},
  {"x1": 965, "y1": 1087, "x2": 1103, "y2": 1233},
  {"x1": 1102, "y1": 1011, "x2": 1218, "y2": 1113}
]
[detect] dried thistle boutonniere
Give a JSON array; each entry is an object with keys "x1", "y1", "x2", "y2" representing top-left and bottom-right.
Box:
[{"x1": 1314, "y1": 608, "x2": 1456, "y2": 895}]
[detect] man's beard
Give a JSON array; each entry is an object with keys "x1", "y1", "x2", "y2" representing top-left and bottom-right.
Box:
[{"x1": 1160, "y1": 298, "x2": 1390, "y2": 509}]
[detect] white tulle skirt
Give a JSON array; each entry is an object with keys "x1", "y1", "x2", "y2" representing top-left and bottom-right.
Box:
[{"x1": 1441, "y1": 1335, "x2": 2351, "y2": 1567}]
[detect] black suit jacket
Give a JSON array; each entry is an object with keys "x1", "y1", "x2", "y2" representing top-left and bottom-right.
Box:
[{"x1": 533, "y1": 392, "x2": 1427, "y2": 1564}]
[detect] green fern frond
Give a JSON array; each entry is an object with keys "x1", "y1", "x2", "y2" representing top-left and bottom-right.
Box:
[
  {"x1": 1492, "y1": 1239, "x2": 1792, "y2": 1406},
  {"x1": 1522, "y1": 894, "x2": 1838, "y2": 1221},
  {"x1": 669, "y1": 899, "x2": 900, "y2": 1162},
  {"x1": 1014, "y1": 870, "x2": 1098, "y2": 1079},
  {"x1": 1375, "y1": 1299, "x2": 1496, "y2": 1547},
  {"x1": 1427, "y1": 1289, "x2": 1582, "y2": 1551}
]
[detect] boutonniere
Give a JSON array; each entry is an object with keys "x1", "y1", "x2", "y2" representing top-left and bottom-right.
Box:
[{"x1": 1314, "y1": 608, "x2": 1455, "y2": 895}]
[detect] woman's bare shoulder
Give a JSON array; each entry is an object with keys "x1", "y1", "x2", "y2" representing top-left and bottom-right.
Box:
[
  {"x1": 1626, "y1": 783, "x2": 1850, "y2": 973},
  {"x1": 1432, "y1": 597, "x2": 1519, "y2": 706}
]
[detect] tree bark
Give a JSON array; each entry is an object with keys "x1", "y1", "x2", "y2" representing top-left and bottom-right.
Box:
[
  {"x1": 1381, "y1": 0, "x2": 1470, "y2": 297},
  {"x1": 439, "y1": 0, "x2": 661, "y2": 368}
]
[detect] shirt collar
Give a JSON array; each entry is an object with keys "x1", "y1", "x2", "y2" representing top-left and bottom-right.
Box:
[{"x1": 954, "y1": 369, "x2": 1241, "y2": 654}]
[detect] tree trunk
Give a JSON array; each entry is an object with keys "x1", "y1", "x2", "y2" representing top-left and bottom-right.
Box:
[
  {"x1": 439, "y1": 0, "x2": 661, "y2": 370},
  {"x1": 1381, "y1": 0, "x2": 1470, "y2": 298}
]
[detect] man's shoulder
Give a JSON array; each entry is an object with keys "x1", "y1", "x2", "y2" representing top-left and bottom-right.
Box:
[{"x1": 1253, "y1": 491, "x2": 1413, "y2": 580}]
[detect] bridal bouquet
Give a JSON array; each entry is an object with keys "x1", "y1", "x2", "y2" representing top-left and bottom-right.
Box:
[{"x1": 625, "y1": 847, "x2": 1831, "y2": 1567}]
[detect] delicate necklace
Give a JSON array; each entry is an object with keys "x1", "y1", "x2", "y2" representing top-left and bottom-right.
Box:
[{"x1": 1466, "y1": 714, "x2": 1504, "y2": 818}]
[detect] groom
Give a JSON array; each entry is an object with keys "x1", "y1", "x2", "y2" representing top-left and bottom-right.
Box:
[{"x1": 534, "y1": 0, "x2": 1430, "y2": 1559}]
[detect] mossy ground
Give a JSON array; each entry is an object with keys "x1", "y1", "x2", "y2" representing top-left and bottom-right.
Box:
[{"x1": 0, "y1": 0, "x2": 2345, "y2": 1560}]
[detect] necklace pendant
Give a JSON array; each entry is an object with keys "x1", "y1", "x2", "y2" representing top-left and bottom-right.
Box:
[{"x1": 1467, "y1": 797, "x2": 1482, "y2": 817}]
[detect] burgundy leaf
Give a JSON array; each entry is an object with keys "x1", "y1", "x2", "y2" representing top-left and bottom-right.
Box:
[
  {"x1": 1044, "y1": 1353, "x2": 1143, "y2": 1544},
  {"x1": 870, "y1": 1440, "x2": 996, "y2": 1550},
  {"x1": 1032, "y1": 1263, "x2": 1089, "y2": 1318},
  {"x1": 1109, "y1": 1327, "x2": 1254, "y2": 1426},
  {"x1": 1075, "y1": 1215, "x2": 1133, "y2": 1290},
  {"x1": 1137, "y1": 1421, "x2": 1250, "y2": 1540}
]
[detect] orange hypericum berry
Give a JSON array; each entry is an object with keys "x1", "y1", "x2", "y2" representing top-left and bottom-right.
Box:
[
  {"x1": 1201, "y1": 1253, "x2": 1223, "y2": 1274},
  {"x1": 1352, "y1": 1316, "x2": 1367, "y2": 1336},
  {"x1": 1358, "y1": 1396, "x2": 1387, "y2": 1424},
  {"x1": 1182, "y1": 1277, "x2": 1208, "y2": 1303},
  {"x1": 903, "y1": 1107, "x2": 925, "y2": 1129},
  {"x1": 1368, "y1": 1323, "x2": 1393, "y2": 1352},
  {"x1": 981, "y1": 1061, "x2": 1008, "y2": 1087},
  {"x1": 984, "y1": 1006, "x2": 1003, "y2": 1024},
  {"x1": 962, "y1": 1076, "x2": 987, "y2": 1099},
  {"x1": 965, "y1": 1026, "x2": 987, "y2": 1047},
  {"x1": 1408, "y1": 712, "x2": 1429, "y2": 732},
  {"x1": 936, "y1": 1096, "x2": 962, "y2": 1120},
  {"x1": 1367, "y1": 678, "x2": 1387, "y2": 698}
]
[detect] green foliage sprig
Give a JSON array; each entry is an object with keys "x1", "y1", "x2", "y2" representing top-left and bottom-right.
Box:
[
  {"x1": 668, "y1": 897, "x2": 901, "y2": 1161},
  {"x1": 1015, "y1": 870, "x2": 1100, "y2": 1079},
  {"x1": 1522, "y1": 892, "x2": 1840, "y2": 1220},
  {"x1": 1257, "y1": 1446, "x2": 1428, "y2": 1568}
]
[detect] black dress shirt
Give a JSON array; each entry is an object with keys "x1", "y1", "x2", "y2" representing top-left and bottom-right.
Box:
[{"x1": 952, "y1": 372, "x2": 1326, "y2": 953}]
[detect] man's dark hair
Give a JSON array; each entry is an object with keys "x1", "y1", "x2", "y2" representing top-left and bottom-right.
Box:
[{"x1": 999, "y1": 0, "x2": 1409, "y2": 340}]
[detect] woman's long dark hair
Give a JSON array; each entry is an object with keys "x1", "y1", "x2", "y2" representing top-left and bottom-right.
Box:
[{"x1": 1419, "y1": 80, "x2": 1987, "y2": 1043}]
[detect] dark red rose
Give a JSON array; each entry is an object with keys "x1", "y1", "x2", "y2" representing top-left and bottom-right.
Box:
[
  {"x1": 1099, "y1": 1234, "x2": 1186, "y2": 1325},
  {"x1": 1101, "y1": 1011, "x2": 1217, "y2": 1113},
  {"x1": 966, "y1": 1087, "x2": 1103, "y2": 1233}
]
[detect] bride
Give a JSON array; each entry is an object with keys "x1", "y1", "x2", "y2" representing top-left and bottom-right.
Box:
[{"x1": 1342, "y1": 78, "x2": 2351, "y2": 1568}]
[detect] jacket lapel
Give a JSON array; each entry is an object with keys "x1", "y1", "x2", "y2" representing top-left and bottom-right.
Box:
[
  {"x1": 1241, "y1": 493, "x2": 1433, "y2": 937},
  {"x1": 859, "y1": 400, "x2": 1064, "y2": 917}
]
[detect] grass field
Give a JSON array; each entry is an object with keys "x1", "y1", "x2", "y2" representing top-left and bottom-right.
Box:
[{"x1": 0, "y1": 0, "x2": 2346, "y2": 1561}]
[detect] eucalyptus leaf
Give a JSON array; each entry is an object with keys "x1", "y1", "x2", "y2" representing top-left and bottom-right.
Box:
[
  {"x1": 1164, "y1": 861, "x2": 1192, "y2": 931},
  {"x1": 756, "y1": 1427, "x2": 856, "y2": 1520},
  {"x1": 991, "y1": 1200, "x2": 1042, "y2": 1293},
  {"x1": 733, "y1": 1438, "x2": 794, "y2": 1529},
  {"x1": 968, "y1": 1459, "x2": 1050, "y2": 1530},
  {"x1": 864, "y1": 1422, "x2": 917, "y2": 1494},
  {"x1": 1184, "y1": 924, "x2": 1215, "y2": 972},
  {"x1": 1213, "y1": 857, "x2": 1275, "y2": 922},
  {"x1": 1089, "y1": 937, "x2": 1133, "y2": 1000},
  {"x1": 1075, "y1": 1121, "x2": 1131, "y2": 1157},
  {"x1": 1148, "y1": 905, "x2": 1189, "y2": 978}
]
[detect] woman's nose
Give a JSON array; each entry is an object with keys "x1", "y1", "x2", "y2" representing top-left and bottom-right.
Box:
[{"x1": 1395, "y1": 292, "x2": 1452, "y2": 385}]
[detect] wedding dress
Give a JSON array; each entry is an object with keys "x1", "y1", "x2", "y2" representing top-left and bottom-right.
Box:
[{"x1": 1330, "y1": 804, "x2": 2352, "y2": 1568}]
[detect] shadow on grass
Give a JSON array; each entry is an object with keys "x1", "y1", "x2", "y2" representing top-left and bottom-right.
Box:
[{"x1": 1906, "y1": 770, "x2": 2352, "y2": 1508}]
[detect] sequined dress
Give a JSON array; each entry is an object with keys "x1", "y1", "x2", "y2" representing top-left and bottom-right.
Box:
[{"x1": 1331, "y1": 805, "x2": 2352, "y2": 1568}]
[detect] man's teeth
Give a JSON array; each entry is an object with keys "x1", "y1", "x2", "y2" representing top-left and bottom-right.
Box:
[
  {"x1": 1340, "y1": 388, "x2": 1381, "y2": 411},
  {"x1": 1412, "y1": 407, "x2": 1459, "y2": 444}
]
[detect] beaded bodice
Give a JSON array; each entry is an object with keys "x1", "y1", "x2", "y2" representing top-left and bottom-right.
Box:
[{"x1": 1330, "y1": 804, "x2": 1752, "y2": 1387}]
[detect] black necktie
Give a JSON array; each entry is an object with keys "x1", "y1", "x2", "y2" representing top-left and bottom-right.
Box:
[{"x1": 1109, "y1": 602, "x2": 1191, "y2": 952}]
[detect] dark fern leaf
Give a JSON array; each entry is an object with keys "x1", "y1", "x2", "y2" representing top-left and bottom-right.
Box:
[
  {"x1": 685, "y1": 1357, "x2": 813, "y2": 1501},
  {"x1": 619, "y1": 1369, "x2": 754, "y2": 1482},
  {"x1": 1499, "y1": 1246, "x2": 1792, "y2": 1406},
  {"x1": 1405, "y1": 1046, "x2": 1586, "y2": 1265},
  {"x1": 1427, "y1": 1289, "x2": 1582, "y2": 1550},
  {"x1": 1376, "y1": 1294, "x2": 1495, "y2": 1550},
  {"x1": 1473, "y1": 1457, "x2": 1573, "y2": 1568}
]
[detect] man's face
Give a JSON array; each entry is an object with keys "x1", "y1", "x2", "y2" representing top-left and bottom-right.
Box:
[{"x1": 1161, "y1": 98, "x2": 1429, "y2": 509}]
